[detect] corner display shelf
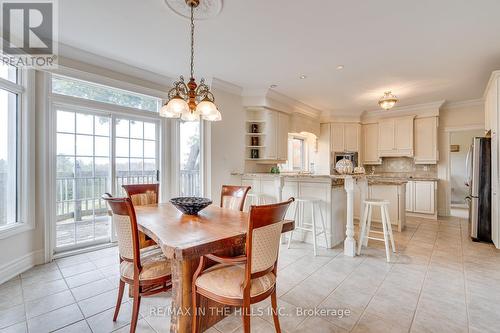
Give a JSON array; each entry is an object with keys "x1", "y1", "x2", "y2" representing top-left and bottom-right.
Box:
[{"x1": 245, "y1": 108, "x2": 270, "y2": 160}]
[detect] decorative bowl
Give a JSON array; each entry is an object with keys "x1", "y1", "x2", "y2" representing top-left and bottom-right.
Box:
[
  {"x1": 354, "y1": 166, "x2": 366, "y2": 174},
  {"x1": 170, "y1": 197, "x2": 212, "y2": 215},
  {"x1": 335, "y1": 158, "x2": 354, "y2": 174}
]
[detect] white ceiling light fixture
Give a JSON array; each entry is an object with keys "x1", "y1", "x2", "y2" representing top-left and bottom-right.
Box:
[
  {"x1": 299, "y1": 74, "x2": 307, "y2": 79},
  {"x1": 160, "y1": 0, "x2": 221, "y2": 122},
  {"x1": 336, "y1": 65, "x2": 344, "y2": 70},
  {"x1": 378, "y1": 91, "x2": 399, "y2": 110},
  {"x1": 270, "y1": 84, "x2": 278, "y2": 88}
]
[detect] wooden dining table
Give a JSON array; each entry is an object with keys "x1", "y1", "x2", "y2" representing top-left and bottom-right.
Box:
[{"x1": 134, "y1": 203, "x2": 295, "y2": 333}]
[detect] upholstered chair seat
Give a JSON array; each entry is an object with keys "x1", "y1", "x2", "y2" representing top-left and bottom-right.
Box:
[
  {"x1": 195, "y1": 263, "x2": 276, "y2": 299},
  {"x1": 120, "y1": 246, "x2": 171, "y2": 282}
]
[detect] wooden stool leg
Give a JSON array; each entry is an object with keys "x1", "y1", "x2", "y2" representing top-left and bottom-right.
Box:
[
  {"x1": 364, "y1": 205, "x2": 373, "y2": 247},
  {"x1": 317, "y1": 201, "x2": 329, "y2": 249},
  {"x1": 311, "y1": 201, "x2": 317, "y2": 256},
  {"x1": 380, "y1": 206, "x2": 391, "y2": 262},
  {"x1": 357, "y1": 203, "x2": 369, "y2": 255},
  {"x1": 287, "y1": 201, "x2": 299, "y2": 249},
  {"x1": 384, "y1": 205, "x2": 396, "y2": 253}
]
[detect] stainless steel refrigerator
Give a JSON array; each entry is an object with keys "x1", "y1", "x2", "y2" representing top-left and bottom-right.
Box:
[{"x1": 466, "y1": 137, "x2": 492, "y2": 242}]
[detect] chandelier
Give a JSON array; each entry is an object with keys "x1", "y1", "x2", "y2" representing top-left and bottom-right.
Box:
[
  {"x1": 378, "y1": 91, "x2": 399, "y2": 110},
  {"x1": 160, "y1": 0, "x2": 221, "y2": 121}
]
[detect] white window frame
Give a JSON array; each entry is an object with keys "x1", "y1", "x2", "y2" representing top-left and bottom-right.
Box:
[
  {"x1": 0, "y1": 68, "x2": 36, "y2": 239},
  {"x1": 283, "y1": 134, "x2": 308, "y2": 172}
]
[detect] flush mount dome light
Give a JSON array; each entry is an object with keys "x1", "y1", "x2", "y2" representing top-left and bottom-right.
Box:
[
  {"x1": 378, "y1": 91, "x2": 399, "y2": 110},
  {"x1": 165, "y1": 0, "x2": 223, "y2": 20}
]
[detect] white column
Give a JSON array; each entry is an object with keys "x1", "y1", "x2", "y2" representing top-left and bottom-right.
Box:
[
  {"x1": 343, "y1": 176, "x2": 356, "y2": 257},
  {"x1": 358, "y1": 177, "x2": 369, "y2": 246}
]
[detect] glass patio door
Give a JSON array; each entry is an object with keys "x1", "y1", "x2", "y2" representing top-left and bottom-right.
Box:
[
  {"x1": 56, "y1": 110, "x2": 112, "y2": 250},
  {"x1": 55, "y1": 112, "x2": 159, "y2": 252}
]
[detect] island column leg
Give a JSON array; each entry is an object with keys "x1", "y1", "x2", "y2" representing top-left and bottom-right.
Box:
[
  {"x1": 358, "y1": 178, "x2": 369, "y2": 246},
  {"x1": 343, "y1": 176, "x2": 357, "y2": 257}
]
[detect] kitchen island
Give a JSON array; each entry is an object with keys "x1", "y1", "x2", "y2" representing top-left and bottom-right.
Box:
[{"x1": 237, "y1": 173, "x2": 407, "y2": 256}]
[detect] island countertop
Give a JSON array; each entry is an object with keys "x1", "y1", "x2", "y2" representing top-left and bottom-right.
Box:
[{"x1": 235, "y1": 172, "x2": 409, "y2": 185}]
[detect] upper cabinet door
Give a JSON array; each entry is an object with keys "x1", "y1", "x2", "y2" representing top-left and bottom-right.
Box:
[
  {"x1": 330, "y1": 123, "x2": 345, "y2": 152},
  {"x1": 277, "y1": 112, "x2": 290, "y2": 160},
  {"x1": 414, "y1": 117, "x2": 438, "y2": 164},
  {"x1": 344, "y1": 123, "x2": 360, "y2": 152},
  {"x1": 378, "y1": 119, "x2": 395, "y2": 154},
  {"x1": 395, "y1": 116, "x2": 414, "y2": 155},
  {"x1": 362, "y1": 123, "x2": 380, "y2": 164},
  {"x1": 263, "y1": 110, "x2": 278, "y2": 159}
]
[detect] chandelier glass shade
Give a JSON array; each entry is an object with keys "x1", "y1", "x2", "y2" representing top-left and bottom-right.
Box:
[
  {"x1": 378, "y1": 91, "x2": 399, "y2": 110},
  {"x1": 160, "y1": 0, "x2": 221, "y2": 122}
]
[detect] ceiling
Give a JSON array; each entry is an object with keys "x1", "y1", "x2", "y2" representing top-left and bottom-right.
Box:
[{"x1": 59, "y1": 0, "x2": 500, "y2": 115}]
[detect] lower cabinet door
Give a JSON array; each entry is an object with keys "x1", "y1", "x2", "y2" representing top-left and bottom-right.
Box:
[
  {"x1": 413, "y1": 181, "x2": 435, "y2": 214},
  {"x1": 370, "y1": 185, "x2": 399, "y2": 225}
]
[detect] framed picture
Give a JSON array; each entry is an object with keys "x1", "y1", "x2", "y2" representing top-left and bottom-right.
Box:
[{"x1": 450, "y1": 144, "x2": 460, "y2": 152}]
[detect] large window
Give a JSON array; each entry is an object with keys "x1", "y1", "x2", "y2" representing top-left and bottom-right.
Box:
[
  {"x1": 179, "y1": 121, "x2": 201, "y2": 196},
  {"x1": 52, "y1": 75, "x2": 161, "y2": 251},
  {"x1": 0, "y1": 65, "x2": 20, "y2": 228}
]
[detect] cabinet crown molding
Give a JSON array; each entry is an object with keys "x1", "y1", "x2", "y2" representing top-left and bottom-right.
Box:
[
  {"x1": 361, "y1": 100, "x2": 444, "y2": 121},
  {"x1": 483, "y1": 70, "x2": 500, "y2": 98}
]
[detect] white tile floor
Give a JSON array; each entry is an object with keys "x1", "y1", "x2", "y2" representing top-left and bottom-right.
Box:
[{"x1": 1, "y1": 215, "x2": 499, "y2": 333}]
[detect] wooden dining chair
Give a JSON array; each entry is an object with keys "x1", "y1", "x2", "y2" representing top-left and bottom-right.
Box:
[
  {"x1": 192, "y1": 198, "x2": 295, "y2": 333},
  {"x1": 122, "y1": 183, "x2": 159, "y2": 248},
  {"x1": 102, "y1": 195, "x2": 172, "y2": 333},
  {"x1": 220, "y1": 185, "x2": 251, "y2": 211}
]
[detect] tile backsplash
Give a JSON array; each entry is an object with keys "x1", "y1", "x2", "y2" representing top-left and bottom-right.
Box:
[{"x1": 365, "y1": 157, "x2": 437, "y2": 176}]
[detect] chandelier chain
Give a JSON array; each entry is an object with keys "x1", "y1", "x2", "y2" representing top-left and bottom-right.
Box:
[{"x1": 190, "y1": 4, "x2": 195, "y2": 79}]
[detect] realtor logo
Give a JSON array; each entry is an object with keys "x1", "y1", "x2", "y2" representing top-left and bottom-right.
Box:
[{"x1": 1, "y1": 0, "x2": 58, "y2": 68}]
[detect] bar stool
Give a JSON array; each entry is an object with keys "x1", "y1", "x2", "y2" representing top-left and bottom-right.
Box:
[
  {"x1": 357, "y1": 199, "x2": 396, "y2": 262},
  {"x1": 244, "y1": 192, "x2": 268, "y2": 212},
  {"x1": 287, "y1": 197, "x2": 329, "y2": 256}
]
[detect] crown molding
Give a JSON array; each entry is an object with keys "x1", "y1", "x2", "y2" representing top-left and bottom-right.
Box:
[
  {"x1": 361, "y1": 100, "x2": 445, "y2": 121},
  {"x1": 211, "y1": 77, "x2": 243, "y2": 95},
  {"x1": 441, "y1": 98, "x2": 484, "y2": 111},
  {"x1": 483, "y1": 70, "x2": 500, "y2": 99},
  {"x1": 241, "y1": 88, "x2": 322, "y2": 119}
]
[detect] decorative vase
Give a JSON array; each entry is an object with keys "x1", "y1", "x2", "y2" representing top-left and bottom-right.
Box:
[
  {"x1": 335, "y1": 158, "x2": 354, "y2": 174},
  {"x1": 354, "y1": 166, "x2": 365, "y2": 174}
]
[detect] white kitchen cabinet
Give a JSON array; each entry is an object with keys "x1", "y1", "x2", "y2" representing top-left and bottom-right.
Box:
[
  {"x1": 406, "y1": 180, "x2": 437, "y2": 218},
  {"x1": 263, "y1": 110, "x2": 289, "y2": 161},
  {"x1": 330, "y1": 123, "x2": 345, "y2": 152},
  {"x1": 354, "y1": 183, "x2": 406, "y2": 232},
  {"x1": 413, "y1": 181, "x2": 436, "y2": 214},
  {"x1": 362, "y1": 123, "x2": 381, "y2": 164},
  {"x1": 414, "y1": 117, "x2": 439, "y2": 164},
  {"x1": 378, "y1": 116, "x2": 415, "y2": 157},
  {"x1": 329, "y1": 122, "x2": 360, "y2": 152},
  {"x1": 485, "y1": 71, "x2": 500, "y2": 249},
  {"x1": 405, "y1": 181, "x2": 414, "y2": 212}
]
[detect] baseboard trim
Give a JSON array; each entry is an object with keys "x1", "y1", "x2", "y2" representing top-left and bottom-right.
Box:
[{"x1": 0, "y1": 249, "x2": 45, "y2": 285}]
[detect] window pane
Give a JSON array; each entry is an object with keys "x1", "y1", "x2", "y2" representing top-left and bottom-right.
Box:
[
  {"x1": 130, "y1": 159, "x2": 143, "y2": 173},
  {"x1": 115, "y1": 138, "x2": 129, "y2": 157},
  {"x1": 292, "y1": 138, "x2": 304, "y2": 170},
  {"x1": 94, "y1": 157, "x2": 109, "y2": 177},
  {"x1": 94, "y1": 137, "x2": 109, "y2": 157},
  {"x1": 57, "y1": 111, "x2": 75, "y2": 133},
  {"x1": 95, "y1": 116, "x2": 109, "y2": 136},
  {"x1": 57, "y1": 156, "x2": 74, "y2": 178},
  {"x1": 130, "y1": 121, "x2": 143, "y2": 139},
  {"x1": 0, "y1": 89, "x2": 18, "y2": 226},
  {"x1": 0, "y1": 64, "x2": 17, "y2": 83},
  {"x1": 76, "y1": 135, "x2": 93, "y2": 156},
  {"x1": 75, "y1": 157, "x2": 93, "y2": 178},
  {"x1": 51, "y1": 75, "x2": 160, "y2": 112},
  {"x1": 144, "y1": 141, "x2": 156, "y2": 158},
  {"x1": 116, "y1": 119, "x2": 129, "y2": 137},
  {"x1": 144, "y1": 122, "x2": 155, "y2": 140},
  {"x1": 180, "y1": 121, "x2": 201, "y2": 196},
  {"x1": 130, "y1": 139, "x2": 143, "y2": 158},
  {"x1": 76, "y1": 113, "x2": 93, "y2": 135},
  {"x1": 57, "y1": 133, "x2": 75, "y2": 155}
]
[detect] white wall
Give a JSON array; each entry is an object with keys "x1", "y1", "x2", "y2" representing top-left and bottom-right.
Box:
[
  {"x1": 449, "y1": 129, "x2": 483, "y2": 204},
  {"x1": 209, "y1": 87, "x2": 245, "y2": 205},
  {"x1": 437, "y1": 102, "x2": 485, "y2": 216}
]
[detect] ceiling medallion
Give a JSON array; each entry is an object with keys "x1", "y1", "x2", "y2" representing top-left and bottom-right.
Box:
[
  {"x1": 378, "y1": 91, "x2": 399, "y2": 110},
  {"x1": 165, "y1": 0, "x2": 222, "y2": 20},
  {"x1": 161, "y1": 0, "x2": 221, "y2": 122}
]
